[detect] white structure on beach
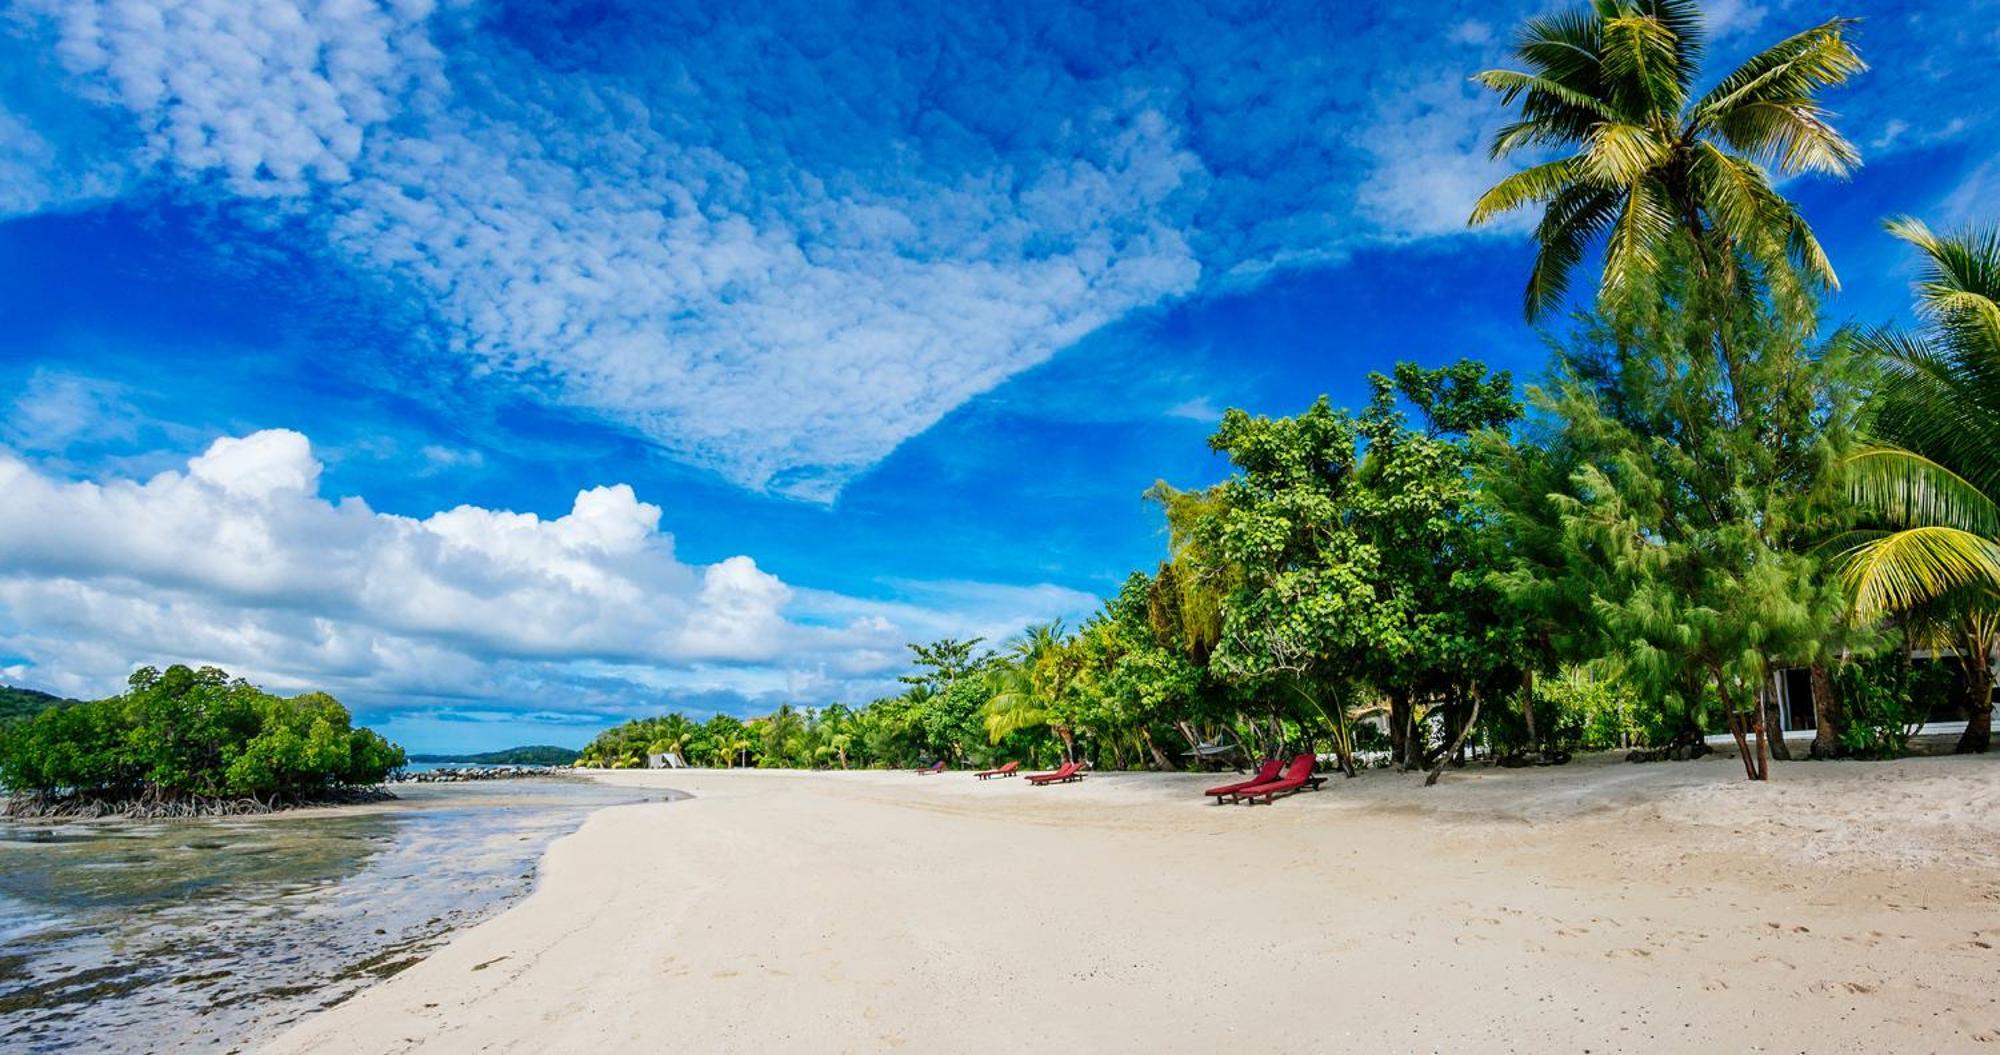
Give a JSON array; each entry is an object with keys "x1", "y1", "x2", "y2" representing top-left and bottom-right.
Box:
[
  {"x1": 647, "y1": 751, "x2": 688, "y2": 769},
  {"x1": 1765, "y1": 645, "x2": 1995, "y2": 743}
]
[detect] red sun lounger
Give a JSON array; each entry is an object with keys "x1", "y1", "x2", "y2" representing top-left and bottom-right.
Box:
[
  {"x1": 1203, "y1": 758, "x2": 1284, "y2": 804},
  {"x1": 1233, "y1": 753, "x2": 1326, "y2": 805},
  {"x1": 914, "y1": 761, "x2": 946, "y2": 774},
  {"x1": 1025, "y1": 761, "x2": 1082, "y2": 785},
  {"x1": 973, "y1": 761, "x2": 1020, "y2": 780}
]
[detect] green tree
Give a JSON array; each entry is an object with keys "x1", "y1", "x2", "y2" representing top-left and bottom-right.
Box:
[
  {"x1": 1193, "y1": 396, "x2": 1379, "y2": 775},
  {"x1": 900, "y1": 638, "x2": 991, "y2": 693},
  {"x1": 1525, "y1": 256, "x2": 1863, "y2": 778},
  {"x1": 0, "y1": 665, "x2": 401, "y2": 808}
]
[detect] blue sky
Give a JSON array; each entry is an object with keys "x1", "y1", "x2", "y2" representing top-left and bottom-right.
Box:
[{"x1": 1, "y1": 0, "x2": 1995, "y2": 752}]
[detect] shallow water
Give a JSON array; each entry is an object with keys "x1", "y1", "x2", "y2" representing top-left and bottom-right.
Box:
[{"x1": 0, "y1": 779, "x2": 668, "y2": 1053}]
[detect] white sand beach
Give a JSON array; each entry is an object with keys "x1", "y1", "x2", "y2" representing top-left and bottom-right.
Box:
[{"x1": 265, "y1": 755, "x2": 2000, "y2": 1054}]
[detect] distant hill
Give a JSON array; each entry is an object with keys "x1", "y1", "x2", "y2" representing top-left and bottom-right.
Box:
[
  {"x1": 0, "y1": 685, "x2": 78, "y2": 724},
  {"x1": 405, "y1": 745, "x2": 579, "y2": 766}
]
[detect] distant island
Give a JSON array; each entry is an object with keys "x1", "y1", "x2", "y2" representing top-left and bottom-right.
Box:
[
  {"x1": 407, "y1": 746, "x2": 579, "y2": 766},
  {"x1": 0, "y1": 685, "x2": 77, "y2": 724}
]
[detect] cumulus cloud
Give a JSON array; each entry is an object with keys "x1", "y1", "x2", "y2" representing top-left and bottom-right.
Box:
[{"x1": 0, "y1": 430, "x2": 1094, "y2": 712}]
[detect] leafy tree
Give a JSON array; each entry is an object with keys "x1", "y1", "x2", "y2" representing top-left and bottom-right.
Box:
[
  {"x1": 0, "y1": 665, "x2": 402, "y2": 807},
  {"x1": 1521, "y1": 255, "x2": 1863, "y2": 778},
  {"x1": 1190, "y1": 361, "x2": 1523, "y2": 783},
  {"x1": 900, "y1": 638, "x2": 991, "y2": 693},
  {"x1": 1195, "y1": 394, "x2": 1380, "y2": 775},
  {"x1": 1349, "y1": 363, "x2": 1525, "y2": 783}
]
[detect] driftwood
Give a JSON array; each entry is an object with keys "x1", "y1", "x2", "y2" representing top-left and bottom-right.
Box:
[{"x1": 1624, "y1": 741, "x2": 1713, "y2": 763}]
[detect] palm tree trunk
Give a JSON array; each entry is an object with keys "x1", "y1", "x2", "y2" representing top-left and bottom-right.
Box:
[
  {"x1": 1753, "y1": 709, "x2": 1770, "y2": 781},
  {"x1": 1715, "y1": 665, "x2": 1762, "y2": 781},
  {"x1": 1389, "y1": 689, "x2": 1412, "y2": 771},
  {"x1": 1760, "y1": 673, "x2": 1791, "y2": 761},
  {"x1": 1425, "y1": 691, "x2": 1481, "y2": 787},
  {"x1": 1521, "y1": 666, "x2": 1538, "y2": 748},
  {"x1": 1956, "y1": 632, "x2": 1993, "y2": 755},
  {"x1": 1808, "y1": 661, "x2": 1843, "y2": 760}
]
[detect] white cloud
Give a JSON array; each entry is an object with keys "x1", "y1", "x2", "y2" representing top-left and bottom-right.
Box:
[
  {"x1": 17, "y1": 0, "x2": 1208, "y2": 500},
  {"x1": 1447, "y1": 20, "x2": 1493, "y2": 46},
  {"x1": 2, "y1": 0, "x2": 1591, "y2": 500},
  {"x1": 1703, "y1": 0, "x2": 1768, "y2": 37},
  {"x1": 417, "y1": 444, "x2": 483, "y2": 473},
  {"x1": 1939, "y1": 158, "x2": 2000, "y2": 228},
  {"x1": 1354, "y1": 73, "x2": 1521, "y2": 241},
  {"x1": 1166, "y1": 396, "x2": 1220, "y2": 423},
  {"x1": 19, "y1": 0, "x2": 1967, "y2": 504},
  {"x1": 0, "y1": 99, "x2": 127, "y2": 216},
  {"x1": 0, "y1": 430, "x2": 1095, "y2": 709},
  {"x1": 2, "y1": 371, "x2": 140, "y2": 452}
]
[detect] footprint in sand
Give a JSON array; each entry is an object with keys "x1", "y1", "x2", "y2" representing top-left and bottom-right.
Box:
[
  {"x1": 1810, "y1": 980, "x2": 1877, "y2": 995},
  {"x1": 1606, "y1": 948, "x2": 1653, "y2": 959}
]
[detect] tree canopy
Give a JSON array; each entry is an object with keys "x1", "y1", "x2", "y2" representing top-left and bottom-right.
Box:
[{"x1": 0, "y1": 665, "x2": 405, "y2": 806}]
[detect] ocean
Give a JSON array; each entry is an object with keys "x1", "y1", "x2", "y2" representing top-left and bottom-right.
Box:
[{"x1": 0, "y1": 778, "x2": 669, "y2": 1052}]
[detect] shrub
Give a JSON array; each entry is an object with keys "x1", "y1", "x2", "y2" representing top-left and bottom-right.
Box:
[{"x1": 1834, "y1": 656, "x2": 1951, "y2": 760}]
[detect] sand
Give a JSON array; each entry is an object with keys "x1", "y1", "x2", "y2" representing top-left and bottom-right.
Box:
[{"x1": 263, "y1": 753, "x2": 2000, "y2": 1054}]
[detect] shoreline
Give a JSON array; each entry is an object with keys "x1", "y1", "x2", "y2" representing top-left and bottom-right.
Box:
[
  {"x1": 0, "y1": 785, "x2": 400, "y2": 822},
  {"x1": 265, "y1": 753, "x2": 2000, "y2": 1053},
  {"x1": 0, "y1": 779, "x2": 661, "y2": 1053}
]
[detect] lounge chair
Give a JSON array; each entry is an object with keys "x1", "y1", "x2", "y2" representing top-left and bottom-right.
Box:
[
  {"x1": 973, "y1": 761, "x2": 1020, "y2": 780},
  {"x1": 914, "y1": 761, "x2": 946, "y2": 774},
  {"x1": 1202, "y1": 758, "x2": 1283, "y2": 804},
  {"x1": 1233, "y1": 753, "x2": 1325, "y2": 805},
  {"x1": 1025, "y1": 761, "x2": 1083, "y2": 785}
]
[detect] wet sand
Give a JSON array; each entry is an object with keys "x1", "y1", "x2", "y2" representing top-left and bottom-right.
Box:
[{"x1": 266, "y1": 754, "x2": 2000, "y2": 1054}]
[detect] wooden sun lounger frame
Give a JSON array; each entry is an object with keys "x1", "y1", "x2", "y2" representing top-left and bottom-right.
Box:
[
  {"x1": 1025, "y1": 761, "x2": 1083, "y2": 786},
  {"x1": 974, "y1": 761, "x2": 1020, "y2": 780},
  {"x1": 1228, "y1": 754, "x2": 1327, "y2": 805},
  {"x1": 1237, "y1": 773, "x2": 1326, "y2": 804},
  {"x1": 1203, "y1": 758, "x2": 1284, "y2": 804}
]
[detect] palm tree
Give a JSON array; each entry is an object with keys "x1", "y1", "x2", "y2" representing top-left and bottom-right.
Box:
[
  {"x1": 982, "y1": 661, "x2": 1049, "y2": 743},
  {"x1": 1839, "y1": 218, "x2": 2000, "y2": 752},
  {"x1": 759, "y1": 705, "x2": 807, "y2": 767},
  {"x1": 645, "y1": 713, "x2": 697, "y2": 765},
  {"x1": 1470, "y1": 0, "x2": 1864, "y2": 320},
  {"x1": 981, "y1": 622, "x2": 1080, "y2": 760}
]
